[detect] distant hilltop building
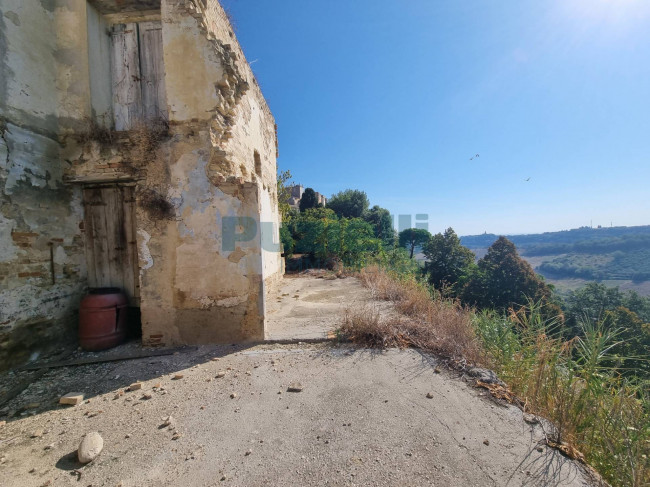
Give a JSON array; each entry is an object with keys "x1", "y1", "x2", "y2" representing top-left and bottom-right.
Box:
[{"x1": 286, "y1": 185, "x2": 327, "y2": 210}]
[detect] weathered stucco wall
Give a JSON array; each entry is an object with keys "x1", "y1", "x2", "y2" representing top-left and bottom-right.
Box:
[
  {"x1": 0, "y1": 0, "x2": 89, "y2": 369},
  {"x1": 133, "y1": 0, "x2": 282, "y2": 346},
  {"x1": 1, "y1": 0, "x2": 282, "y2": 368}
]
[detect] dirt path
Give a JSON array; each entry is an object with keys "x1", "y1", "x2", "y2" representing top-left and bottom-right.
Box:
[
  {"x1": 0, "y1": 276, "x2": 597, "y2": 487},
  {"x1": 265, "y1": 275, "x2": 374, "y2": 341}
]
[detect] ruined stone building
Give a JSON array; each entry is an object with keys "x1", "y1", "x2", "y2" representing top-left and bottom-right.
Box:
[
  {"x1": 286, "y1": 185, "x2": 327, "y2": 210},
  {"x1": 0, "y1": 0, "x2": 283, "y2": 369}
]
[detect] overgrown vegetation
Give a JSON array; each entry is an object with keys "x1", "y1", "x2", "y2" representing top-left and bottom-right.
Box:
[
  {"x1": 277, "y1": 179, "x2": 396, "y2": 266},
  {"x1": 77, "y1": 116, "x2": 169, "y2": 169},
  {"x1": 342, "y1": 267, "x2": 649, "y2": 487},
  {"x1": 474, "y1": 302, "x2": 649, "y2": 487}
]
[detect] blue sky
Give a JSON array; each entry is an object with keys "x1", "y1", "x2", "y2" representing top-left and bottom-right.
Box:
[{"x1": 222, "y1": 0, "x2": 650, "y2": 236}]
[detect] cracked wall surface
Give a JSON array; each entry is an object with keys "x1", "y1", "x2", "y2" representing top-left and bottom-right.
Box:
[
  {"x1": 0, "y1": 1, "x2": 89, "y2": 369},
  {"x1": 1, "y1": 0, "x2": 282, "y2": 368}
]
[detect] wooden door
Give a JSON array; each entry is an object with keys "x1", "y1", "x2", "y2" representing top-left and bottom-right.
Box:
[{"x1": 83, "y1": 186, "x2": 140, "y2": 305}]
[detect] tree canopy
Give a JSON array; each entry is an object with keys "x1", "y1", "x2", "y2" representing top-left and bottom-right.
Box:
[
  {"x1": 327, "y1": 189, "x2": 369, "y2": 219},
  {"x1": 422, "y1": 228, "x2": 475, "y2": 290},
  {"x1": 299, "y1": 188, "x2": 320, "y2": 212},
  {"x1": 364, "y1": 205, "x2": 395, "y2": 246},
  {"x1": 461, "y1": 237, "x2": 558, "y2": 317},
  {"x1": 398, "y1": 228, "x2": 431, "y2": 259}
]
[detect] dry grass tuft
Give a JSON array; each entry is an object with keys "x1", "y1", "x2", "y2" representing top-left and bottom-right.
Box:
[
  {"x1": 129, "y1": 118, "x2": 169, "y2": 168},
  {"x1": 341, "y1": 266, "x2": 482, "y2": 363},
  {"x1": 138, "y1": 188, "x2": 175, "y2": 221}
]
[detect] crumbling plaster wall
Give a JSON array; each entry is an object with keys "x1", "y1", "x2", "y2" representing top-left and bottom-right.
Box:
[
  {"x1": 0, "y1": 0, "x2": 90, "y2": 369},
  {"x1": 0, "y1": 0, "x2": 282, "y2": 366},
  {"x1": 181, "y1": 0, "x2": 282, "y2": 286},
  {"x1": 62, "y1": 0, "x2": 282, "y2": 346},
  {"x1": 135, "y1": 0, "x2": 282, "y2": 346}
]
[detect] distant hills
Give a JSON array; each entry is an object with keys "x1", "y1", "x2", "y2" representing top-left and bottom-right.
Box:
[
  {"x1": 460, "y1": 225, "x2": 650, "y2": 293},
  {"x1": 461, "y1": 225, "x2": 650, "y2": 250}
]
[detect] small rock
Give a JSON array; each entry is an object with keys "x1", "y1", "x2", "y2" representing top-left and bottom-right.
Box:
[
  {"x1": 128, "y1": 382, "x2": 143, "y2": 391},
  {"x1": 244, "y1": 449, "x2": 252, "y2": 456},
  {"x1": 172, "y1": 374, "x2": 184, "y2": 380},
  {"x1": 77, "y1": 432, "x2": 103, "y2": 463},
  {"x1": 59, "y1": 393, "x2": 84, "y2": 406},
  {"x1": 125, "y1": 434, "x2": 131, "y2": 439},
  {"x1": 216, "y1": 371, "x2": 226, "y2": 378},
  {"x1": 171, "y1": 432, "x2": 181, "y2": 440},
  {"x1": 153, "y1": 382, "x2": 161, "y2": 389},
  {"x1": 426, "y1": 392, "x2": 434, "y2": 399},
  {"x1": 141, "y1": 393, "x2": 153, "y2": 400},
  {"x1": 434, "y1": 367, "x2": 441, "y2": 374},
  {"x1": 536, "y1": 446, "x2": 544, "y2": 453},
  {"x1": 162, "y1": 416, "x2": 174, "y2": 427},
  {"x1": 211, "y1": 358, "x2": 220, "y2": 362},
  {"x1": 230, "y1": 393, "x2": 237, "y2": 399},
  {"x1": 31, "y1": 429, "x2": 44, "y2": 438},
  {"x1": 483, "y1": 439, "x2": 490, "y2": 446},
  {"x1": 523, "y1": 413, "x2": 539, "y2": 424},
  {"x1": 287, "y1": 382, "x2": 303, "y2": 393},
  {"x1": 44, "y1": 443, "x2": 54, "y2": 451},
  {"x1": 0, "y1": 420, "x2": 5, "y2": 428},
  {"x1": 468, "y1": 367, "x2": 504, "y2": 386}
]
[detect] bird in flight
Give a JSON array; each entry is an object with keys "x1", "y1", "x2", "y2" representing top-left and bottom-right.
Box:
[
  {"x1": 525, "y1": 177, "x2": 531, "y2": 181},
  {"x1": 469, "y1": 153, "x2": 480, "y2": 161}
]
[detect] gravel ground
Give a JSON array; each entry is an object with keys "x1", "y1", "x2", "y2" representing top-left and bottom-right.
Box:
[
  {"x1": 0, "y1": 275, "x2": 599, "y2": 486},
  {"x1": 0, "y1": 343, "x2": 596, "y2": 487},
  {"x1": 265, "y1": 274, "x2": 375, "y2": 341}
]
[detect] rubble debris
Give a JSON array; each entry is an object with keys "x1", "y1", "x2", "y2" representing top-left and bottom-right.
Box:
[
  {"x1": 59, "y1": 393, "x2": 84, "y2": 406},
  {"x1": 287, "y1": 382, "x2": 303, "y2": 392},
  {"x1": 77, "y1": 432, "x2": 104, "y2": 463}
]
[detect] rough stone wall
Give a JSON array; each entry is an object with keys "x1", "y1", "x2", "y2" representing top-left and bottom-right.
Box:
[
  {"x1": 130, "y1": 0, "x2": 282, "y2": 346},
  {"x1": 0, "y1": 0, "x2": 89, "y2": 369},
  {"x1": 62, "y1": 0, "x2": 282, "y2": 347},
  {"x1": 0, "y1": 0, "x2": 282, "y2": 367}
]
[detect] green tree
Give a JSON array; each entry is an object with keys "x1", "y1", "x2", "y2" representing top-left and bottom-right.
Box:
[
  {"x1": 602, "y1": 306, "x2": 650, "y2": 379},
  {"x1": 364, "y1": 205, "x2": 395, "y2": 246},
  {"x1": 422, "y1": 227, "x2": 475, "y2": 290},
  {"x1": 563, "y1": 282, "x2": 624, "y2": 336},
  {"x1": 398, "y1": 228, "x2": 431, "y2": 259},
  {"x1": 280, "y1": 225, "x2": 294, "y2": 257},
  {"x1": 276, "y1": 169, "x2": 293, "y2": 221},
  {"x1": 327, "y1": 189, "x2": 369, "y2": 218},
  {"x1": 462, "y1": 236, "x2": 559, "y2": 317},
  {"x1": 293, "y1": 210, "x2": 380, "y2": 268},
  {"x1": 299, "y1": 187, "x2": 320, "y2": 212}
]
